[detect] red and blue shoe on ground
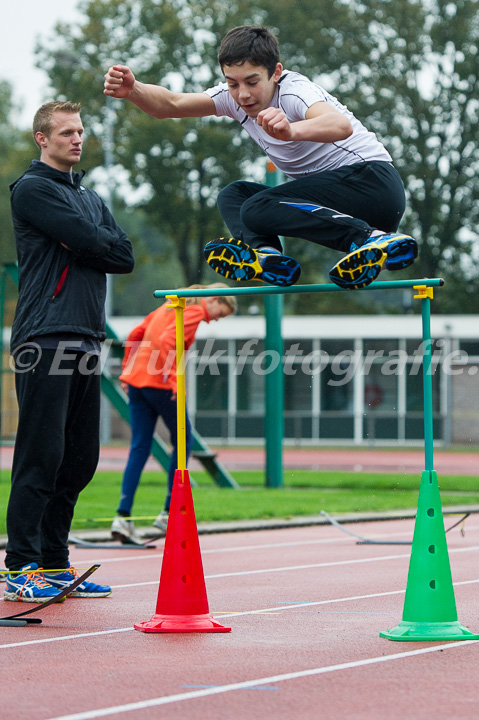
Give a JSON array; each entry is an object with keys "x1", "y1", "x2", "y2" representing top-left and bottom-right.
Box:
[
  {"x1": 329, "y1": 233, "x2": 418, "y2": 290},
  {"x1": 204, "y1": 238, "x2": 301, "y2": 287}
]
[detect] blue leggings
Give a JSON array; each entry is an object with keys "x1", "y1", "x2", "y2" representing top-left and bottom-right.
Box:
[{"x1": 117, "y1": 385, "x2": 193, "y2": 515}]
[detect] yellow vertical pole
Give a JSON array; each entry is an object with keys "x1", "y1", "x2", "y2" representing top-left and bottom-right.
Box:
[{"x1": 166, "y1": 295, "x2": 187, "y2": 478}]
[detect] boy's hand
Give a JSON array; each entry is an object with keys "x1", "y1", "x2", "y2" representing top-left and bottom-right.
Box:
[
  {"x1": 257, "y1": 108, "x2": 294, "y2": 141},
  {"x1": 104, "y1": 65, "x2": 136, "y2": 98}
]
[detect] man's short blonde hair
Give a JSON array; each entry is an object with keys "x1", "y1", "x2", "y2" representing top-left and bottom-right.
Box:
[{"x1": 33, "y1": 101, "x2": 81, "y2": 147}]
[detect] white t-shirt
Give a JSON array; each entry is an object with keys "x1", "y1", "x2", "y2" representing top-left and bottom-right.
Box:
[{"x1": 204, "y1": 70, "x2": 392, "y2": 179}]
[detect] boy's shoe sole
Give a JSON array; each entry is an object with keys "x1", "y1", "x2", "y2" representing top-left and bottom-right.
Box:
[
  {"x1": 329, "y1": 234, "x2": 418, "y2": 290},
  {"x1": 204, "y1": 238, "x2": 301, "y2": 287}
]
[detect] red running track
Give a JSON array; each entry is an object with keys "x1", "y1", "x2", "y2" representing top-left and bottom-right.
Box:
[
  {"x1": 1, "y1": 446, "x2": 479, "y2": 474},
  {"x1": 1, "y1": 517, "x2": 479, "y2": 720}
]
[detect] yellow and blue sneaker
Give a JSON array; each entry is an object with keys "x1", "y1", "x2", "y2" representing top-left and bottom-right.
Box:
[
  {"x1": 329, "y1": 233, "x2": 418, "y2": 290},
  {"x1": 204, "y1": 238, "x2": 301, "y2": 287}
]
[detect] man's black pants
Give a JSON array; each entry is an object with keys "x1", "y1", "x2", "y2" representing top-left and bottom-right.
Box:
[
  {"x1": 6, "y1": 347, "x2": 101, "y2": 571},
  {"x1": 216, "y1": 161, "x2": 406, "y2": 254}
]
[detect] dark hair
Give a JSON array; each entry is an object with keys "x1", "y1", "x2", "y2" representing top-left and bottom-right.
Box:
[{"x1": 218, "y1": 26, "x2": 280, "y2": 78}]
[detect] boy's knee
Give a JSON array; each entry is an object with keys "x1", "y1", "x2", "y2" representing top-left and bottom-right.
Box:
[{"x1": 217, "y1": 181, "x2": 247, "y2": 211}]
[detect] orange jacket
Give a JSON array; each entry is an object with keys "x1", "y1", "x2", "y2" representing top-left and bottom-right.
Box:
[{"x1": 119, "y1": 300, "x2": 210, "y2": 393}]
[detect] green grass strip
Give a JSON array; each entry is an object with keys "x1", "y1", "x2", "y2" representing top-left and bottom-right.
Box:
[{"x1": 2, "y1": 469, "x2": 478, "y2": 534}]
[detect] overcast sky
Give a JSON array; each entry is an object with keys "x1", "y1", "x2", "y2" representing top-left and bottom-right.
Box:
[{"x1": 3, "y1": 1, "x2": 84, "y2": 128}]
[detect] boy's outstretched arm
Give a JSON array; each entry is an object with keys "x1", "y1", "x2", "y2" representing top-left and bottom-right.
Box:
[{"x1": 104, "y1": 64, "x2": 216, "y2": 119}]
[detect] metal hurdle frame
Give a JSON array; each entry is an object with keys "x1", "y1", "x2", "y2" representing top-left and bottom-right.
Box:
[
  {"x1": 154, "y1": 277, "x2": 444, "y2": 489},
  {"x1": 155, "y1": 276, "x2": 479, "y2": 642}
]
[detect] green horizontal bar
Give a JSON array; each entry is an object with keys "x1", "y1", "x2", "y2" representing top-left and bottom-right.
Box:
[{"x1": 154, "y1": 277, "x2": 444, "y2": 299}]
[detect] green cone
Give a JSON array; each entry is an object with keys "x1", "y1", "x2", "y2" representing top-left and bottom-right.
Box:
[{"x1": 380, "y1": 470, "x2": 479, "y2": 641}]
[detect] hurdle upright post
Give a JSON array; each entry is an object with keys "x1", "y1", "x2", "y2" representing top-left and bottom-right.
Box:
[
  {"x1": 379, "y1": 284, "x2": 479, "y2": 642},
  {"x1": 264, "y1": 161, "x2": 284, "y2": 488},
  {"x1": 170, "y1": 294, "x2": 187, "y2": 474},
  {"x1": 421, "y1": 286, "x2": 434, "y2": 473},
  {"x1": 134, "y1": 293, "x2": 231, "y2": 633}
]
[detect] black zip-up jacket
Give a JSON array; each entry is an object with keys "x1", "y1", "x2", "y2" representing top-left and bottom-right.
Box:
[{"x1": 9, "y1": 160, "x2": 135, "y2": 352}]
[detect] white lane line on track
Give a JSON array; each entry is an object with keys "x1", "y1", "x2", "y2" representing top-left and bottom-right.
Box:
[
  {"x1": 0, "y1": 627, "x2": 132, "y2": 649},
  {"x1": 109, "y1": 554, "x2": 411, "y2": 588},
  {"x1": 73, "y1": 536, "x2": 356, "y2": 565},
  {"x1": 105, "y1": 544, "x2": 479, "y2": 588},
  {"x1": 1, "y1": 578, "x2": 478, "y2": 650},
  {"x1": 2, "y1": 544, "x2": 477, "y2": 596},
  {"x1": 73, "y1": 524, "x2": 479, "y2": 565},
  {"x1": 44, "y1": 639, "x2": 479, "y2": 720},
  {"x1": 213, "y1": 578, "x2": 479, "y2": 619},
  {"x1": 0, "y1": 591, "x2": 400, "y2": 650}
]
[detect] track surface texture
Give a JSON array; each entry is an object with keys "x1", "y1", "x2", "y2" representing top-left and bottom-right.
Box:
[{"x1": 1, "y1": 517, "x2": 478, "y2": 720}]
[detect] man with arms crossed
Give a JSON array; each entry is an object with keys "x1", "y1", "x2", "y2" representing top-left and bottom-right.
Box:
[{"x1": 5, "y1": 101, "x2": 134, "y2": 602}]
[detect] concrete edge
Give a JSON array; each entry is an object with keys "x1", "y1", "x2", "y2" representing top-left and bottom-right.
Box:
[{"x1": 2, "y1": 505, "x2": 478, "y2": 550}]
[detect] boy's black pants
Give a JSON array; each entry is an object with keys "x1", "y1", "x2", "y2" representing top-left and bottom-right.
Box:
[
  {"x1": 6, "y1": 347, "x2": 101, "y2": 571},
  {"x1": 216, "y1": 161, "x2": 406, "y2": 254}
]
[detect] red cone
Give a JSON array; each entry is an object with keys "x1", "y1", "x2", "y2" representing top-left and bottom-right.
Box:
[{"x1": 134, "y1": 469, "x2": 231, "y2": 633}]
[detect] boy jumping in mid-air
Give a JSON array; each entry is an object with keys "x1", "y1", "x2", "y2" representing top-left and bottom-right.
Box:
[{"x1": 104, "y1": 25, "x2": 417, "y2": 289}]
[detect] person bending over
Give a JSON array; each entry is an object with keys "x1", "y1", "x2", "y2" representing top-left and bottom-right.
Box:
[{"x1": 111, "y1": 284, "x2": 236, "y2": 544}]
